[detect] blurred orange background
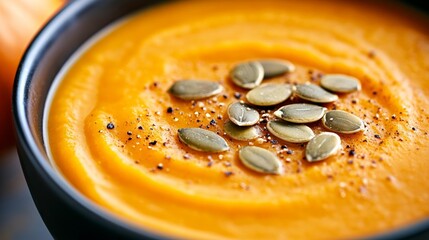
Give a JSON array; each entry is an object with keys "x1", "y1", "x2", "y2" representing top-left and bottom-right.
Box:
[
  {"x1": 0, "y1": 0, "x2": 64, "y2": 151},
  {"x1": 0, "y1": 1, "x2": 64, "y2": 238}
]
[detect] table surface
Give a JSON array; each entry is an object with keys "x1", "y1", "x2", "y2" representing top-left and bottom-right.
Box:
[{"x1": 0, "y1": 148, "x2": 52, "y2": 240}]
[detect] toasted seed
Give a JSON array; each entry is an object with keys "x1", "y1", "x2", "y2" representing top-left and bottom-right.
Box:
[
  {"x1": 305, "y1": 132, "x2": 341, "y2": 162},
  {"x1": 274, "y1": 103, "x2": 327, "y2": 123},
  {"x1": 231, "y1": 61, "x2": 264, "y2": 89},
  {"x1": 322, "y1": 110, "x2": 365, "y2": 134},
  {"x1": 258, "y1": 59, "x2": 295, "y2": 78},
  {"x1": 168, "y1": 80, "x2": 223, "y2": 100},
  {"x1": 239, "y1": 146, "x2": 283, "y2": 174},
  {"x1": 227, "y1": 102, "x2": 260, "y2": 126},
  {"x1": 267, "y1": 120, "x2": 315, "y2": 143},
  {"x1": 321, "y1": 74, "x2": 361, "y2": 93},
  {"x1": 295, "y1": 84, "x2": 338, "y2": 103},
  {"x1": 224, "y1": 121, "x2": 262, "y2": 141},
  {"x1": 246, "y1": 83, "x2": 292, "y2": 106},
  {"x1": 178, "y1": 128, "x2": 229, "y2": 152}
]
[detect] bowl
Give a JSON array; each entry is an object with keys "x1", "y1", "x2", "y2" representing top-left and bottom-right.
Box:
[
  {"x1": 12, "y1": 0, "x2": 429, "y2": 239},
  {"x1": 13, "y1": 0, "x2": 168, "y2": 239}
]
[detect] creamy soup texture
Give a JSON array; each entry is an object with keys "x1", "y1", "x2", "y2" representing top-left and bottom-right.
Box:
[{"x1": 45, "y1": 1, "x2": 429, "y2": 239}]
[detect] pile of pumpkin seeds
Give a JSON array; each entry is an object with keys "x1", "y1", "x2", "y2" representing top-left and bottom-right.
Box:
[{"x1": 169, "y1": 59, "x2": 364, "y2": 175}]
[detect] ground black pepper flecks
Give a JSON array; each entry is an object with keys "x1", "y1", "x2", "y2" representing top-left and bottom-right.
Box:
[
  {"x1": 106, "y1": 122, "x2": 115, "y2": 129},
  {"x1": 157, "y1": 163, "x2": 164, "y2": 170},
  {"x1": 234, "y1": 92, "x2": 241, "y2": 99}
]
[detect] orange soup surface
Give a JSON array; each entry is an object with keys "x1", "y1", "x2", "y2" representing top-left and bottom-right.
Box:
[{"x1": 46, "y1": 0, "x2": 429, "y2": 239}]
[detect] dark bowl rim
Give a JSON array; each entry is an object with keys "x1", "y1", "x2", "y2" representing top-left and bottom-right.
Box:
[
  {"x1": 12, "y1": 0, "x2": 429, "y2": 239},
  {"x1": 12, "y1": 0, "x2": 169, "y2": 239}
]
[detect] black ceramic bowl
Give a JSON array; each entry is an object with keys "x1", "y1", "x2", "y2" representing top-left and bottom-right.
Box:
[{"x1": 12, "y1": 0, "x2": 429, "y2": 239}]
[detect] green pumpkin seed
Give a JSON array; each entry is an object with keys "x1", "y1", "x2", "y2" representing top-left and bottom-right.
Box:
[
  {"x1": 305, "y1": 132, "x2": 341, "y2": 162},
  {"x1": 322, "y1": 110, "x2": 365, "y2": 134},
  {"x1": 320, "y1": 74, "x2": 361, "y2": 93},
  {"x1": 239, "y1": 146, "x2": 283, "y2": 174},
  {"x1": 178, "y1": 128, "x2": 229, "y2": 152},
  {"x1": 258, "y1": 59, "x2": 295, "y2": 78},
  {"x1": 168, "y1": 80, "x2": 223, "y2": 100},
  {"x1": 227, "y1": 102, "x2": 260, "y2": 126},
  {"x1": 231, "y1": 61, "x2": 264, "y2": 89},
  {"x1": 224, "y1": 121, "x2": 262, "y2": 141},
  {"x1": 295, "y1": 84, "x2": 338, "y2": 103},
  {"x1": 274, "y1": 103, "x2": 327, "y2": 123},
  {"x1": 246, "y1": 83, "x2": 292, "y2": 106},
  {"x1": 267, "y1": 120, "x2": 315, "y2": 143}
]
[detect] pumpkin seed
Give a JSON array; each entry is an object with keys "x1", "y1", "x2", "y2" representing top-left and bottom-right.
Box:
[
  {"x1": 239, "y1": 146, "x2": 283, "y2": 174},
  {"x1": 305, "y1": 132, "x2": 341, "y2": 162},
  {"x1": 274, "y1": 103, "x2": 327, "y2": 123},
  {"x1": 322, "y1": 110, "x2": 365, "y2": 134},
  {"x1": 227, "y1": 102, "x2": 260, "y2": 126},
  {"x1": 178, "y1": 128, "x2": 229, "y2": 152},
  {"x1": 231, "y1": 61, "x2": 264, "y2": 89},
  {"x1": 224, "y1": 121, "x2": 262, "y2": 141},
  {"x1": 320, "y1": 74, "x2": 361, "y2": 93},
  {"x1": 246, "y1": 83, "x2": 292, "y2": 106},
  {"x1": 295, "y1": 84, "x2": 338, "y2": 103},
  {"x1": 258, "y1": 59, "x2": 295, "y2": 78},
  {"x1": 168, "y1": 80, "x2": 223, "y2": 100},
  {"x1": 267, "y1": 120, "x2": 315, "y2": 143}
]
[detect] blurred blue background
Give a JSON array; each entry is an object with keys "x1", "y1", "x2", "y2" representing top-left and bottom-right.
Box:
[{"x1": 0, "y1": 149, "x2": 51, "y2": 240}]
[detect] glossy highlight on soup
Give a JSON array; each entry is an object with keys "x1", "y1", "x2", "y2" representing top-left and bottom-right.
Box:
[{"x1": 45, "y1": 0, "x2": 429, "y2": 239}]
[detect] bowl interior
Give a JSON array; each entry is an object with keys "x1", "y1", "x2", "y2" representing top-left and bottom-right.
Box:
[
  {"x1": 13, "y1": 0, "x2": 429, "y2": 239},
  {"x1": 14, "y1": 0, "x2": 168, "y2": 239}
]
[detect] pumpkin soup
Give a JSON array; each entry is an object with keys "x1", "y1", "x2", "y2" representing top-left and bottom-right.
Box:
[{"x1": 45, "y1": 0, "x2": 429, "y2": 239}]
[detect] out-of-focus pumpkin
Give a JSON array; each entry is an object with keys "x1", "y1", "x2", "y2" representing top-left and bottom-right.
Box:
[{"x1": 0, "y1": 0, "x2": 64, "y2": 151}]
